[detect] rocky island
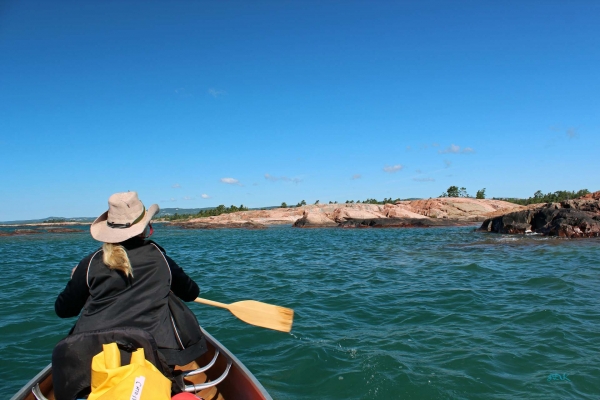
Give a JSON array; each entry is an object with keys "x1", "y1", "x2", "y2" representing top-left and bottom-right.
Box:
[{"x1": 174, "y1": 198, "x2": 525, "y2": 229}]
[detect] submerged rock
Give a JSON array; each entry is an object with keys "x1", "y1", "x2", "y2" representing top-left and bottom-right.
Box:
[
  {"x1": 0, "y1": 227, "x2": 84, "y2": 236},
  {"x1": 0, "y1": 229, "x2": 43, "y2": 236}
]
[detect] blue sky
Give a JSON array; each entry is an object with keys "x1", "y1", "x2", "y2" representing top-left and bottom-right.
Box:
[{"x1": 1, "y1": 1, "x2": 599, "y2": 220}]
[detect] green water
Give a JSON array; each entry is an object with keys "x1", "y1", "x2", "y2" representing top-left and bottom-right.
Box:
[{"x1": 1, "y1": 225, "x2": 599, "y2": 399}]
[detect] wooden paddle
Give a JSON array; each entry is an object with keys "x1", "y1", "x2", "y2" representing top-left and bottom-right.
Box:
[{"x1": 194, "y1": 297, "x2": 294, "y2": 333}]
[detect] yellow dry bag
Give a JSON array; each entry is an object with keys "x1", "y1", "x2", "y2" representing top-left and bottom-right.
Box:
[{"x1": 88, "y1": 342, "x2": 171, "y2": 400}]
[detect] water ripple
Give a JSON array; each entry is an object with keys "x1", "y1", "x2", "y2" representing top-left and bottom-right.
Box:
[{"x1": 1, "y1": 226, "x2": 599, "y2": 399}]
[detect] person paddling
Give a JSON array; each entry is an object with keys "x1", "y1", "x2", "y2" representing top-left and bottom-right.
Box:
[{"x1": 54, "y1": 191, "x2": 204, "y2": 363}]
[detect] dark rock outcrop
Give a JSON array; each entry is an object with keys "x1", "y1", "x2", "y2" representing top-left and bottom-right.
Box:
[
  {"x1": 337, "y1": 218, "x2": 468, "y2": 228},
  {"x1": 174, "y1": 221, "x2": 266, "y2": 230},
  {"x1": 479, "y1": 193, "x2": 600, "y2": 238}
]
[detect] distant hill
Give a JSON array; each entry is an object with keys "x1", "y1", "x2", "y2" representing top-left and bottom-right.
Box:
[
  {"x1": 156, "y1": 207, "x2": 212, "y2": 217},
  {"x1": 0, "y1": 216, "x2": 95, "y2": 225},
  {"x1": 156, "y1": 206, "x2": 280, "y2": 217},
  {"x1": 0, "y1": 205, "x2": 283, "y2": 225}
]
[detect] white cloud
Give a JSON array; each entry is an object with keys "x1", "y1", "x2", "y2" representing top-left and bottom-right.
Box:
[
  {"x1": 351, "y1": 174, "x2": 362, "y2": 180},
  {"x1": 201, "y1": 194, "x2": 210, "y2": 199},
  {"x1": 220, "y1": 177, "x2": 241, "y2": 185},
  {"x1": 444, "y1": 160, "x2": 452, "y2": 168},
  {"x1": 439, "y1": 144, "x2": 475, "y2": 154},
  {"x1": 172, "y1": 183, "x2": 181, "y2": 188},
  {"x1": 383, "y1": 164, "x2": 404, "y2": 173},
  {"x1": 208, "y1": 88, "x2": 227, "y2": 98},
  {"x1": 170, "y1": 197, "x2": 177, "y2": 202},
  {"x1": 183, "y1": 196, "x2": 193, "y2": 201}
]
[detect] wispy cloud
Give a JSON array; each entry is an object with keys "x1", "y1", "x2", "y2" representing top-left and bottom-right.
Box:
[
  {"x1": 351, "y1": 174, "x2": 362, "y2": 180},
  {"x1": 383, "y1": 164, "x2": 404, "y2": 173},
  {"x1": 439, "y1": 144, "x2": 460, "y2": 154},
  {"x1": 406, "y1": 146, "x2": 411, "y2": 151},
  {"x1": 566, "y1": 128, "x2": 579, "y2": 139},
  {"x1": 439, "y1": 144, "x2": 475, "y2": 154},
  {"x1": 170, "y1": 197, "x2": 177, "y2": 202},
  {"x1": 413, "y1": 177, "x2": 435, "y2": 182},
  {"x1": 264, "y1": 173, "x2": 302, "y2": 184},
  {"x1": 172, "y1": 183, "x2": 181, "y2": 188},
  {"x1": 174, "y1": 88, "x2": 192, "y2": 98},
  {"x1": 201, "y1": 194, "x2": 210, "y2": 199},
  {"x1": 549, "y1": 125, "x2": 561, "y2": 132},
  {"x1": 415, "y1": 169, "x2": 423, "y2": 174},
  {"x1": 182, "y1": 196, "x2": 193, "y2": 201},
  {"x1": 208, "y1": 88, "x2": 227, "y2": 98},
  {"x1": 444, "y1": 160, "x2": 452, "y2": 168},
  {"x1": 221, "y1": 177, "x2": 241, "y2": 186}
]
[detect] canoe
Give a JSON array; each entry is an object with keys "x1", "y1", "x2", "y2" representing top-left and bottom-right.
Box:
[{"x1": 11, "y1": 327, "x2": 272, "y2": 400}]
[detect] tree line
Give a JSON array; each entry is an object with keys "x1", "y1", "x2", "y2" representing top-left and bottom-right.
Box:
[
  {"x1": 440, "y1": 186, "x2": 486, "y2": 199},
  {"x1": 439, "y1": 186, "x2": 591, "y2": 204},
  {"x1": 494, "y1": 189, "x2": 591, "y2": 205},
  {"x1": 160, "y1": 204, "x2": 249, "y2": 221},
  {"x1": 280, "y1": 197, "x2": 403, "y2": 208}
]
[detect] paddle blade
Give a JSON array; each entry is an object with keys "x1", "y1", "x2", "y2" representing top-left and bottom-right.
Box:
[{"x1": 228, "y1": 300, "x2": 294, "y2": 332}]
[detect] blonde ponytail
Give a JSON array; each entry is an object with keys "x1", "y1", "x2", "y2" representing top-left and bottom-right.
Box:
[{"x1": 102, "y1": 243, "x2": 134, "y2": 278}]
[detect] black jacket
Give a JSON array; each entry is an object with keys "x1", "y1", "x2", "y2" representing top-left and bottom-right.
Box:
[{"x1": 55, "y1": 238, "x2": 199, "y2": 350}]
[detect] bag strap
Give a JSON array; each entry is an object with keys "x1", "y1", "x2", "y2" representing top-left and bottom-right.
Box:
[{"x1": 159, "y1": 340, "x2": 206, "y2": 366}]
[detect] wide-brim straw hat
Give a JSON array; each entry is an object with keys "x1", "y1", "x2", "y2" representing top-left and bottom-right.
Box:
[{"x1": 90, "y1": 192, "x2": 159, "y2": 243}]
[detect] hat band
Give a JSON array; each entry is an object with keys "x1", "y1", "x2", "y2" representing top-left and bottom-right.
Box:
[{"x1": 107, "y1": 208, "x2": 146, "y2": 229}]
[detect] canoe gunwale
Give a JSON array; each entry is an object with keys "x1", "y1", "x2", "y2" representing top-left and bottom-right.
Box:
[
  {"x1": 200, "y1": 327, "x2": 273, "y2": 400},
  {"x1": 9, "y1": 364, "x2": 51, "y2": 400}
]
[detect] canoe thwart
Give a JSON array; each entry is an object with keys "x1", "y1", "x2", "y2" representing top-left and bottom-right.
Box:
[
  {"x1": 32, "y1": 384, "x2": 49, "y2": 400},
  {"x1": 184, "y1": 349, "x2": 220, "y2": 376},
  {"x1": 185, "y1": 358, "x2": 233, "y2": 393}
]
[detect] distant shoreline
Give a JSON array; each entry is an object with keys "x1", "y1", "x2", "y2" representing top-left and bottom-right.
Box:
[{"x1": 0, "y1": 221, "x2": 91, "y2": 228}]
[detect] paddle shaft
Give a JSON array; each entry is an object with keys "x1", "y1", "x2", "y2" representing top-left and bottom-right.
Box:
[{"x1": 194, "y1": 297, "x2": 230, "y2": 310}]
